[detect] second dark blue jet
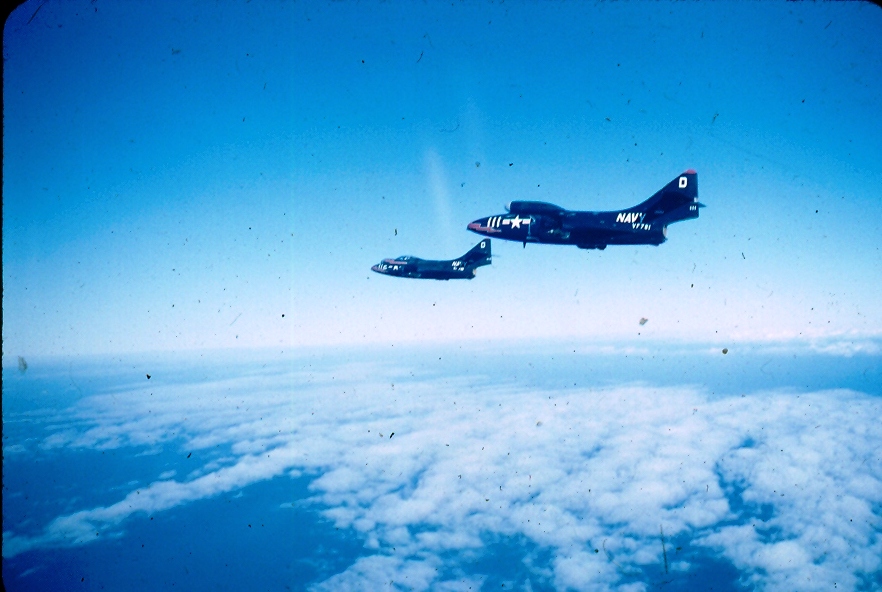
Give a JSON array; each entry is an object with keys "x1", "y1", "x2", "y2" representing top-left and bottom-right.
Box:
[
  {"x1": 468, "y1": 170, "x2": 704, "y2": 249},
  {"x1": 371, "y1": 240, "x2": 491, "y2": 280}
]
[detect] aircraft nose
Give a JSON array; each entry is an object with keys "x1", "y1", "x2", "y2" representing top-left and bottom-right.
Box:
[
  {"x1": 467, "y1": 218, "x2": 490, "y2": 234},
  {"x1": 371, "y1": 264, "x2": 381, "y2": 273}
]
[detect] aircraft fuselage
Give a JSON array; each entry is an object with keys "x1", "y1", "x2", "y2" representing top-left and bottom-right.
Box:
[
  {"x1": 371, "y1": 240, "x2": 492, "y2": 280},
  {"x1": 468, "y1": 170, "x2": 703, "y2": 250},
  {"x1": 372, "y1": 257, "x2": 477, "y2": 280}
]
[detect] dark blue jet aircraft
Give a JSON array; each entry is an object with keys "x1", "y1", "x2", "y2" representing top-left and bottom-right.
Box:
[
  {"x1": 468, "y1": 170, "x2": 703, "y2": 249},
  {"x1": 371, "y1": 240, "x2": 491, "y2": 280}
]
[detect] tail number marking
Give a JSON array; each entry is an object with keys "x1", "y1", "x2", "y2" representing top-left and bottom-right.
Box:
[{"x1": 679, "y1": 176, "x2": 688, "y2": 188}]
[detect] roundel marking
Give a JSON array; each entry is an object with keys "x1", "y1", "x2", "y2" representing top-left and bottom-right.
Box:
[{"x1": 679, "y1": 176, "x2": 688, "y2": 188}]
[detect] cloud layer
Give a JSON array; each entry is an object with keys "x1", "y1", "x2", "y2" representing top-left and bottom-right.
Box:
[{"x1": 4, "y1": 353, "x2": 881, "y2": 590}]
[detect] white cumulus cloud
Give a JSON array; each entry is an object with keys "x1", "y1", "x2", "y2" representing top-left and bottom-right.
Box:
[{"x1": 3, "y1": 354, "x2": 881, "y2": 590}]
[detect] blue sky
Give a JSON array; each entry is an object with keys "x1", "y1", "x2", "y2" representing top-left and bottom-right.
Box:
[{"x1": 3, "y1": 1, "x2": 882, "y2": 358}]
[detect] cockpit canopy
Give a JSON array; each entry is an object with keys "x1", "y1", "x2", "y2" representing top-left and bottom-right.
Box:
[
  {"x1": 382, "y1": 256, "x2": 414, "y2": 265},
  {"x1": 505, "y1": 201, "x2": 565, "y2": 215}
]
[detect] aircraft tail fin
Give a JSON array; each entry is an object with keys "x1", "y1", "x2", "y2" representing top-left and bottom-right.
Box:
[
  {"x1": 461, "y1": 239, "x2": 492, "y2": 267},
  {"x1": 625, "y1": 170, "x2": 703, "y2": 225}
]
